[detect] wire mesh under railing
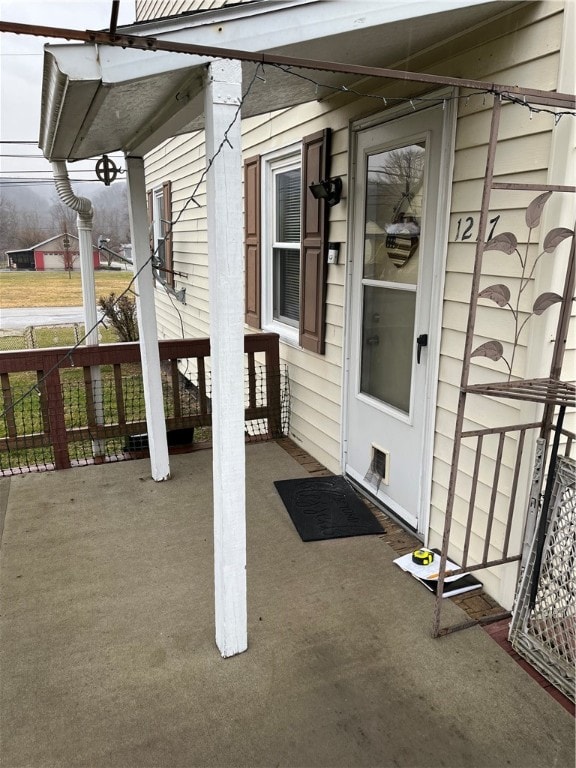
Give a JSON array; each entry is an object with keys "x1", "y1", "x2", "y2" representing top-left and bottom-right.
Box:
[
  {"x1": 244, "y1": 361, "x2": 290, "y2": 441},
  {"x1": 0, "y1": 379, "x2": 55, "y2": 472},
  {"x1": 0, "y1": 361, "x2": 290, "y2": 475}
]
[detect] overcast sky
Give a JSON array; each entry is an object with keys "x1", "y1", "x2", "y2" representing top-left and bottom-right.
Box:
[{"x1": 0, "y1": 0, "x2": 136, "y2": 185}]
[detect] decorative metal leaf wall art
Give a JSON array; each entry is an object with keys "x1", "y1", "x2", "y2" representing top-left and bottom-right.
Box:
[
  {"x1": 470, "y1": 340, "x2": 504, "y2": 362},
  {"x1": 543, "y1": 228, "x2": 573, "y2": 252},
  {"x1": 484, "y1": 232, "x2": 518, "y2": 255},
  {"x1": 525, "y1": 190, "x2": 552, "y2": 228},
  {"x1": 478, "y1": 284, "x2": 510, "y2": 307},
  {"x1": 532, "y1": 292, "x2": 563, "y2": 316},
  {"x1": 472, "y1": 191, "x2": 574, "y2": 379}
]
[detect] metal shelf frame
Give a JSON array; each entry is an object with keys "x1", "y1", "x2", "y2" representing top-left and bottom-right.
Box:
[{"x1": 432, "y1": 93, "x2": 576, "y2": 638}]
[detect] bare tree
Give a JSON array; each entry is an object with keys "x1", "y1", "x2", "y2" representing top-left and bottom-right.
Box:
[
  {"x1": 61, "y1": 230, "x2": 79, "y2": 276},
  {"x1": 1, "y1": 181, "x2": 130, "y2": 268},
  {"x1": 367, "y1": 144, "x2": 425, "y2": 224},
  {"x1": 18, "y1": 208, "x2": 50, "y2": 248},
  {"x1": 50, "y1": 201, "x2": 78, "y2": 238},
  {"x1": 0, "y1": 195, "x2": 20, "y2": 257},
  {"x1": 0, "y1": 194, "x2": 52, "y2": 263},
  {"x1": 93, "y1": 184, "x2": 130, "y2": 266}
]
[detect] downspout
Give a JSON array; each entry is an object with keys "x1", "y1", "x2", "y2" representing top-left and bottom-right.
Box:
[
  {"x1": 52, "y1": 161, "x2": 104, "y2": 457},
  {"x1": 52, "y1": 162, "x2": 99, "y2": 344}
]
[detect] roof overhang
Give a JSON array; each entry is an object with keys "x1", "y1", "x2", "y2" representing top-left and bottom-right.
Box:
[{"x1": 39, "y1": 0, "x2": 521, "y2": 161}]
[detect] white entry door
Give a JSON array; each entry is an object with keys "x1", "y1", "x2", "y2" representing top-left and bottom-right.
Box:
[{"x1": 345, "y1": 103, "x2": 452, "y2": 532}]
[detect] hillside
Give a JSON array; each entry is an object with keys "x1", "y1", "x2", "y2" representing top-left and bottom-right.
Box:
[{"x1": 0, "y1": 179, "x2": 129, "y2": 263}]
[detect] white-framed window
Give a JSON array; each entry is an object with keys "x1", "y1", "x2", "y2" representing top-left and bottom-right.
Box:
[
  {"x1": 148, "y1": 181, "x2": 173, "y2": 288},
  {"x1": 245, "y1": 130, "x2": 330, "y2": 353},
  {"x1": 152, "y1": 186, "x2": 166, "y2": 280},
  {"x1": 262, "y1": 147, "x2": 301, "y2": 343}
]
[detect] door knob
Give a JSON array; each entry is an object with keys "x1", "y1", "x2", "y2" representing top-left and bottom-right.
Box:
[{"x1": 416, "y1": 333, "x2": 428, "y2": 364}]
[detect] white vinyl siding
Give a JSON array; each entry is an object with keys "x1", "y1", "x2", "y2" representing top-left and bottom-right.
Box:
[
  {"x1": 145, "y1": 130, "x2": 210, "y2": 341},
  {"x1": 136, "y1": 0, "x2": 254, "y2": 22},
  {"x1": 241, "y1": 101, "x2": 349, "y2": 473}
]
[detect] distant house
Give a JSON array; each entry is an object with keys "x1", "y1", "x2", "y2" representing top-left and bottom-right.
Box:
[
  {"x1": 6, "y1": 233, "x2": 100, "y2": 271},
  {"x1": 120, "y1": 244, "x2": 132, "y2": 263}
]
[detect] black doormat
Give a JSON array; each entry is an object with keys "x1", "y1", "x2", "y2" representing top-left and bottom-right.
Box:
[{"x1": 274, "y1": 476, "x2": 385, "y2": 541}]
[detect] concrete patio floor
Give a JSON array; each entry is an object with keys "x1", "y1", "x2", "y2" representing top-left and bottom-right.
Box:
[{"x1": 0, "y1": 442, "x2": 574, "y2": 768}]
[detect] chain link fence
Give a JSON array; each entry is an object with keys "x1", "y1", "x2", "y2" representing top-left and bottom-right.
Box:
[
  {"x1": 509, "y1": 455, "x2": 576, "y2": 702},
  {"x1": 0, "y1": 324, "x2": 87, "y2": 351}
]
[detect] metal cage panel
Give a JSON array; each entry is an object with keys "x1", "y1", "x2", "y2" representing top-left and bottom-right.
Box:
[{"x1": 509, "y1": 456, "x2": 576, "y2": 702}]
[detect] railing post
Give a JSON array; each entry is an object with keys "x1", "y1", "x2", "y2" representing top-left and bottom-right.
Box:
[
  {"x1": 247, "y1": 351, "x2": 257, "y2": 411},
  {"x1": 197, "y1": 357, "x2": 209, "y2": 417},
  {"x1": 264, "y1": 335, "x2": 282, "y2": 438},
  {"x1": 0, "y1": 373, "x2": 17, "y2": 440},
  {"x1": 42, "y1": 361, "x2": 71, "y2": 470}
]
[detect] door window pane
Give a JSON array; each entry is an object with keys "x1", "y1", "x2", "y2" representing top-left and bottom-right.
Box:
[
  {"x1": 360, "y1": 286, "x2": 416, "y2": 413},
  {"x1": 363, "y1": 143, "x2": 425, "y2": 284}
]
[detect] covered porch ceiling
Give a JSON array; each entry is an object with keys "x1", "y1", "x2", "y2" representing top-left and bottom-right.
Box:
[{"x1": 39, "y1": 0, "x2": 520, "y2": 161}]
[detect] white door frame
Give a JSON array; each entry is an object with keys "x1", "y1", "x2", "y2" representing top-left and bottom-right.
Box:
[{"x1": 342, "y1": 90, "x2": 457, "y2": 538}]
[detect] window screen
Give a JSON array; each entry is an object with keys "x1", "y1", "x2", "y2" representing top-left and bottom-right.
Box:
[
  {"x1": 276, "y1": 169, "x2": 301, "y2": 243},
  {"x1": 273, "y1": 166, "x2": 301, "y2": 326}
]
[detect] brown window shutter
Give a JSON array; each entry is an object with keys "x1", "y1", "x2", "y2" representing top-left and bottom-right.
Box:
[
  {"x1": 244, "y1": 155, "x2": 261, "y2": 328},
  {"x1": 300, "y1": 128, "x2": 331, "y2": 354},
  {"x1": 162, "y1": 180, "x2": 174, "y2": 287}
]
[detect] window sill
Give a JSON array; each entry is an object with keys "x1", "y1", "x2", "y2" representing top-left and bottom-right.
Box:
[{"x1": 263, "y1": 320, "x2": 299, "y2": 347}]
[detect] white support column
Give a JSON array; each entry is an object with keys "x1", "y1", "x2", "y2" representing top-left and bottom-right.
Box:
[
  {"x1": 125, "y1": 155, "x2": 170, "y2": 482},
  {"x1": 204, "y1": 59, "x2": 247, "y2": 658}
]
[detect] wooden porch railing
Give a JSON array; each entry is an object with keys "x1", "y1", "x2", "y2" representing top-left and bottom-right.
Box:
[{"x1": 0, "y1": 333, "x2": 282, "y2": 472}]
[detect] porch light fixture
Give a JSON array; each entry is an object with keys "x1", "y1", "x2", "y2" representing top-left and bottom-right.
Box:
[{"x1": 309, "y1": 177, "x2": 343, "y2": 207}]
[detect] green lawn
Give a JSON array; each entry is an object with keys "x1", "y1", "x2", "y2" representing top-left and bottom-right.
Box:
[
  {"x1": 0, "y1": 270, "x2": 134, "y2": 308},
  {"x1": 0, "y1": 269, "x2": 206, "y2": 471},
  {"x1": 0, "y1": 324, "x2": 118, "y2": 352},
  {"x1": 0, "y1": 320, "x2": 145, "y2": 470},
  {"x1": 0, "y1": 364, "x2": 147, "y2": 471}
]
